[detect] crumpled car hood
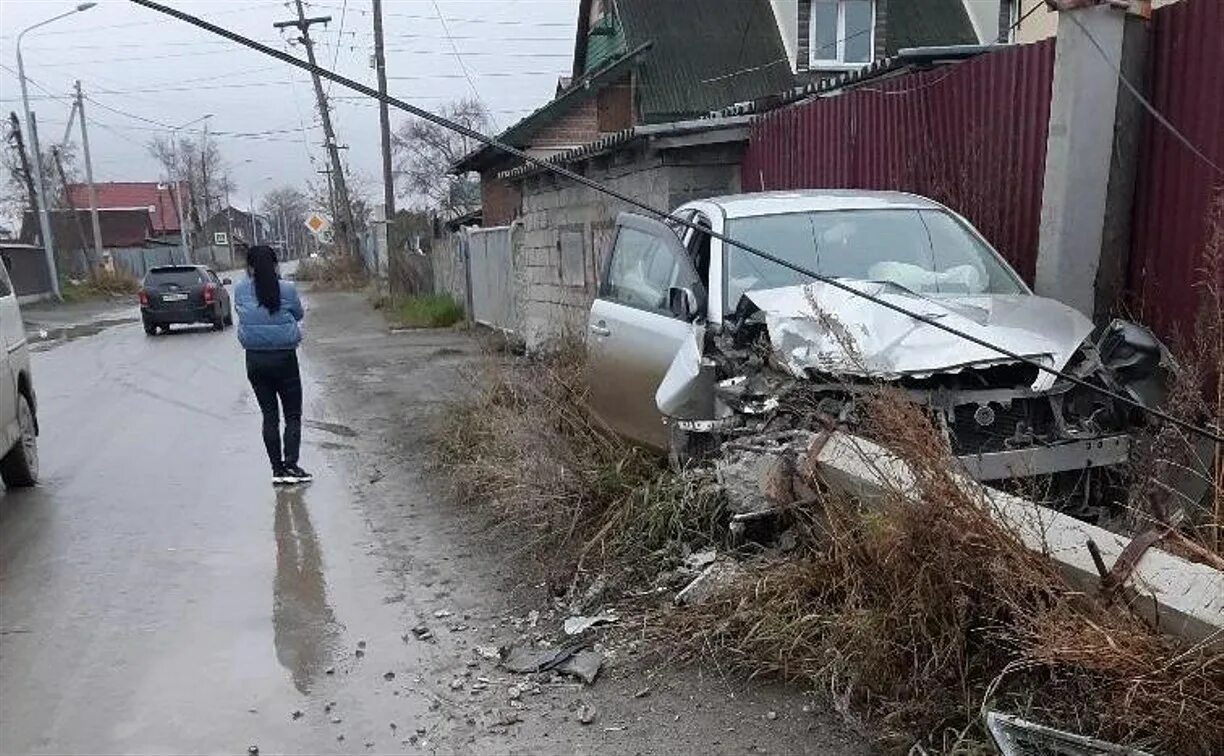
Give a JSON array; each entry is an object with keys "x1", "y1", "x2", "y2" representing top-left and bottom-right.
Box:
[{"x1": 745, "y1": 282, "x2": 1095, "y2": 392}]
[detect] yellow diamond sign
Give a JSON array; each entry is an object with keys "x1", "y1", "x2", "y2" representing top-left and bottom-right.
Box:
[{"x1": 304, "y1": 212, "x2": 330, "y2": 236}]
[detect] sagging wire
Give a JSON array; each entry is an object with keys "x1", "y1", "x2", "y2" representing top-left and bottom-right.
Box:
[{"x1": 126, "y1": 0, "x2": 1224, "y2": 445}]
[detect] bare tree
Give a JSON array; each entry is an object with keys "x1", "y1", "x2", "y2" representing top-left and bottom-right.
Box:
[
  {"x1": 2, "y1": 125, "x2": 80, "y2": 232},
  {"x1": 260, "y1": 185, "x2": 310, "y2": 255},
  {"x1": 146, "y1": 134, "x2": 227, "y2": 235},
  {"x1": 392, "y1": 98, "x2": 490, "y2": 217}
]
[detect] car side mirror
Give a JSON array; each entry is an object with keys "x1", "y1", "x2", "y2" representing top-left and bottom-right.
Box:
[
  {"x1": 222, "y1": 277, "x2": 232, "y2": 285},
  {"x1": 668, "y1": 286, "x2": 701, "y2": 322}
]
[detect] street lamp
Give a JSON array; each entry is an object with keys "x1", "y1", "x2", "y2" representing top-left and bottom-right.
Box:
[
  {"x1": 169, "y1": 113, "x2": 212, "y2": 261},
  {"x1": 16, "y1": 2, "x2": 97, "y2": 300}
]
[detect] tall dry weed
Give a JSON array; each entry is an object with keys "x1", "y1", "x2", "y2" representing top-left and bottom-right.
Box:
[{"x1": 672, "y1": 392, "x2": 1223, "y2": 754}]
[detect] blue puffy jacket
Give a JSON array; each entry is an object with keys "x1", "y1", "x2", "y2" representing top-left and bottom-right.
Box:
[{"x1": 235, "y1": 278, "x2": 304, "y2": 351}]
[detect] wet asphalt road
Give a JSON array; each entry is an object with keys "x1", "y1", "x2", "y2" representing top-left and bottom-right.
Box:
[
  {"x1": 0, "y1": 291, "x2": 870, "y2": 755},
  {"x1": 0, "y1": 308, "x2": 415, "y2": 754}
]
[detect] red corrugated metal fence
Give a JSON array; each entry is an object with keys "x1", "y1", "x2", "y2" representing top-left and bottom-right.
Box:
[
  {"x1": 1128, "y1": 0, "x2": 1224, "y2": 342},
  {"x1": 742, "y1": 41, "x2": 1055, "y2": 283}
]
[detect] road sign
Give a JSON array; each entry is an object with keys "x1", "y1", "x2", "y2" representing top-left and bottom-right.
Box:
[
  {"x1": 213, "y1": 232, "x2": 228, "y2": 245},
  {"x1": 304, "y1": 212, "x2": 330, "y2": 237}
]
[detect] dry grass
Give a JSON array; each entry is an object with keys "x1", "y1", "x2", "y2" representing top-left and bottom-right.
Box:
[
  {"x1": 671, "y1": 394, "x2": 1224, "y2": 754},
  {"x1": 61, "y1": 268, "x2": 140, "y2": 302},
  {"x1": 433, "y1": 342, "x2": 726, "y2": 586},
  {"x1": 1126, "y1": 190, "x2": 1224, "y2": 555},
  {"x1": 434, "y1": 335, "x2": 1222, "y2": 754},
  {"x1": 294, "y1": 254, "x2": 368, "y2": 290}
]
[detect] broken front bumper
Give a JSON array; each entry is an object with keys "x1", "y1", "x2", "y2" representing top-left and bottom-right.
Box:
[{"x1": 956, "y1": 435, "x2": 1130, "y2": 481}]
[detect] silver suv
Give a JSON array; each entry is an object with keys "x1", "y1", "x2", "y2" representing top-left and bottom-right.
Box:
[
  {"x1": 586, "y1": 191, "x2": 1167, "y2": 488},
  {"x1": 0, "y1": 261, "x2": 38, "y2": 487}
]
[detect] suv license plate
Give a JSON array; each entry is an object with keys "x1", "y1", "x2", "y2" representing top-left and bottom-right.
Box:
[{"x1": 162, "y1": 293, "x2": 189, "y2": 302}]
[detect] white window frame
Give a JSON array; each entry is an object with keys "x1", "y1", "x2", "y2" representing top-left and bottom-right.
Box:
[{"x1": 808, "y1": 0, "x2": 876, "y2": 70}]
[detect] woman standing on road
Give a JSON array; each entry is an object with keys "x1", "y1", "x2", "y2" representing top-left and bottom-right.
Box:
[{"x1": 235, "y1": 245, "x2": 312, "y2": 485}]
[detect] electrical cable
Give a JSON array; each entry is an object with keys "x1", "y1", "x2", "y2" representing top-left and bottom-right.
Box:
[
  {"x1": 1064, "y1": 10, "x2": 1223, "y2": 176},
  {"x1": 125, "y1": 0, "x2": 1224, "y2": 444},
  {"x1": 430, "y1": 0, "x2": 498, "y2": 130}
]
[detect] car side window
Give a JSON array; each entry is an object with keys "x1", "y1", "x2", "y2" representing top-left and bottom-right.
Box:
[
  {"x1": 603, "y1": 226, "x2": 682, "y2": 314},
  {"x1": 208, "y1": 271, "x2": 221, "y2": 284}
]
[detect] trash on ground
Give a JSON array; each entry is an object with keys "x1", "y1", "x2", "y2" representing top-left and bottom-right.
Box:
[
  {"x1": 556, "y1": 649, "x2": 604, "y2": 685},
  {"x1": 578, "y1": 704, "x2": 597, "y2": 725},
  {"x1": 474, "y1": 644, "x2": 503, "y2": 661},
  {"x1": 500, "y1": 642, "x2": 582, "y2": 674},
  {"x1": 675, "y1": 560, "x2": 744, "y2": 606},
  {"x1": 562, "y1": 611, "x2": 618, "y2": 636}
]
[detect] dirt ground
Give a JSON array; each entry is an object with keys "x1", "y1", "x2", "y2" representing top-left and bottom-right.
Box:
[{"x1": 301, "y1": 290, "x2": 872, "y2": 754}]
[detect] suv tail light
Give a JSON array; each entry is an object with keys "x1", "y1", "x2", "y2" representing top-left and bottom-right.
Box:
[
  {"x1": 203, "y1": 283, "x2": 215, "y2": 304},
  {"x1": 138, "y1": 290, "x2": 148, "y2": 306}
]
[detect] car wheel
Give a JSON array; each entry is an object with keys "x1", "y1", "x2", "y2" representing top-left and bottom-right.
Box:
[
  {"x1": 143, "y1": 319, "x2": 158, "y2": 336},
  {"x1": 667, "y1": 423, "x2": 718, "y2": 471},
  {"x1": 224, "y1": 310, "x2": 234, "y2": 327},
  {"x1": 0, "y1": 394, "x2": 39, "y2": 487}
]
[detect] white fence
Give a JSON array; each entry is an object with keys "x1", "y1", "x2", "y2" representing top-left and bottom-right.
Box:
[{"x1": 463, "y1": 225, "x2": 516, "y2": 332}]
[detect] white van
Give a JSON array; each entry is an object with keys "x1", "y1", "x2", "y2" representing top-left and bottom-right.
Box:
[{"x1": 0, "y1": 261, "x2": 38, "y2": 487}]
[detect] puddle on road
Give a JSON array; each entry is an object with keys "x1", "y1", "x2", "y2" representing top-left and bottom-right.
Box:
[
  {"x1": 304, "y1": 419, "x2": 359, "y2": 438},
  {"x1": 28, "y1": 317, "x2": 139, "y2": 351},
  {"x1": 273, "y1": 486, "x2": 342, "y2": 695}
]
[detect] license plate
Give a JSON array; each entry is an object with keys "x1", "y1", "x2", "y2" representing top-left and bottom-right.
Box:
[{"x1": 162, "y1": 293, "x2": 189, "y2": 302}]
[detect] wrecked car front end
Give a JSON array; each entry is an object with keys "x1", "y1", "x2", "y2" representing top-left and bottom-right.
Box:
[{"x1": 658, "y1": 281, "x2": 1174, "y2": 515}]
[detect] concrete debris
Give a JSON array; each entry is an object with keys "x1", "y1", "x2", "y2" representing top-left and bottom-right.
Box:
[
  {"x1": 324, "y1": 666, "x2": 336, "y2": 675},
  {"x1": 449, "y1": 678, "x2": 466, "y2": 690},
  {"x1": 556, "y1": 649, "x2": 604, "y2": 685},
  {"x1": 683, "y1": 548, "x2": 718, "y2": 571},
  {"x1": 633, "y1": 686, "x2": 652, "y2": 698},
  {"x1": 434, "y1": 609, "x2": 453, "y2": 619},
  {"x1": 675, "y1": 560, "x2": 745, "y2": 606},
  {"x1": 410, "y1": 625, "x2": 434, "y2": 641},
  {"x1": 500, "y1": 642, "x2": 582, "y2": 674},
  {"x1": 766, "y1": 711, "x2": 778, "y2": 721},
  {"x1": 474, "y1": 644, "x2": 503, "y2": 661},
  {"x1": 578, "y1": 704, "x2": 597, "y2": 725},
  {"x1": 247, "y1": 746, "x2": 259, "y2": 756},
  {"x1": 563, "y1": 611, "x2": 618, "y2": 636},
  {"x1": 491, "y1": 709, "x2": 523, "y2": 727}
]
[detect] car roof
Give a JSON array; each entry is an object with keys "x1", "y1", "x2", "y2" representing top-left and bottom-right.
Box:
[
  {"x1": 147, "y1": 265, "x2": 206, "y2": 272},
  {"x1": 690, "y1": 190, "x2": 946, "y2": 219}
]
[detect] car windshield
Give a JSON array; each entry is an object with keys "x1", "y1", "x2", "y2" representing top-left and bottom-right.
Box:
[
  {"x1": 724, "y1": 208, "x2": 1025, "y2": 311},
  {"x1": 145, "y1": 268, "x2": 203, "y2": 288}
]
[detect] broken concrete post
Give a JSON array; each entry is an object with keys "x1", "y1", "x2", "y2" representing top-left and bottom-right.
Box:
[
  {"x1": 808, "y1": 431, "x2": 1224, "y2": 645},
  {"x1": 1035, "y1": 3, "x2": 1149, "y2": 322}
]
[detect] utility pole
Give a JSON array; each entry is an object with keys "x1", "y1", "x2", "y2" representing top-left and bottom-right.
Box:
[
  {"x1": 275, "y1": 2, "x2": 357, "y2": 256},
  {"x1": 27, "y1": 112, "x2": 60, "y2": 298},
  {"x1": 372, "y1": 0, "x2": 395, "y2": 219},
  {"x1": 50, "y1": 145, "x2": 91, "y2": 274},
  {"x1": 8, "y1": 113, "x2": 38, "y2": 222},
  {"x1": 73, "y1": 81, "x2": 104, "y2": 272},
  {"x1": 317, "y1": 167, "x2": 338, "y2": 249}
]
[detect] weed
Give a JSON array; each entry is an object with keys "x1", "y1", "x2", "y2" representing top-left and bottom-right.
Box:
[
  {"x1": 60, "y1": 269, "x2": 140, "y2": 302},
  {"x1": 386, "y1": 294, "x2": 464, "y2": 329},
  {"x1": 295, "y1": 254, "x2": 368, "y2": 289}
]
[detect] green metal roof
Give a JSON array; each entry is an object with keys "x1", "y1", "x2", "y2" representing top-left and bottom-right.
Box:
[
  {"x1": 885, "y1": 0, "x2": 980, "y2": 55},
  {"x1": 617, "y1": 0, "x2": 794, "y2": 123}
]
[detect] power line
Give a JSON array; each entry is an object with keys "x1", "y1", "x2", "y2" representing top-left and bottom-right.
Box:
[
  {"x1": 127, "y1": 0, "x2": 1224, "y2": 445},
  {"x1": 325, "y1": 0, "x2": 349, "y2": 98},
  {"x1": 1064, "y1": 10, "x2": 1223, "y2": 176},
  {"x1": 430, "y1": 0, "x2": 497, "y2": 131}
]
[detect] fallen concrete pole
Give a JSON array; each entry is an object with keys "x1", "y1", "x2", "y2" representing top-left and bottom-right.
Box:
[{"x1": 807, "y1": 431, "x2": 1224, "y2": 645}]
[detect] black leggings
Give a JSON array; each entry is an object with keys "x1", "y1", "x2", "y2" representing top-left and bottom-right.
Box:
[{"x1": 246, "y1": 350, "x2": 302, "y2": 468}]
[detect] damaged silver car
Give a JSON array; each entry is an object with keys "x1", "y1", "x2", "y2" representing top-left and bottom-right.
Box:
[{"x1": 587, "y1": 191, "x2": 1171, "y2": 513}]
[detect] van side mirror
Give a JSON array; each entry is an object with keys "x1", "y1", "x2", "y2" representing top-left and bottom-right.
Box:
[
  {"x1": 222, "y1": 277, "x2": 232, "y2": 285},
  {"x1": 668, "y1": 286, "x2": 700, "y2": 322}
]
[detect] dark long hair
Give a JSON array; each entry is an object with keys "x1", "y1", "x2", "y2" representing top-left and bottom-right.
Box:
[{"x1": 247, "y1": 245, "x2": 281, "y2": 313}]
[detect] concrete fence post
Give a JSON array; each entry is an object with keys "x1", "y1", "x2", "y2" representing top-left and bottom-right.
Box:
[{"x1": 1035, "y1": 4, "x2": 1149, "y2": 322}]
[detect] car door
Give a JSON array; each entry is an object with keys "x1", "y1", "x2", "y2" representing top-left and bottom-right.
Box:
[
  {"x1": 0, "y1": 262, "x2": 21, "y2": 450},
  {"x1": 588, "y1": 213, "x2": 705, "y2": 449}
]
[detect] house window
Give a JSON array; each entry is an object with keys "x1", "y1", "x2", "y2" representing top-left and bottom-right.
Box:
[{"x1": 809, "y1": 0, "x2": 874, "y2": 68}]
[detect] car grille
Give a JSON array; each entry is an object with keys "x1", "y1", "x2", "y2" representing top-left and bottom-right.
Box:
[{"x1": 949, "y1": 398, "x2": 1055, "y2": 455}]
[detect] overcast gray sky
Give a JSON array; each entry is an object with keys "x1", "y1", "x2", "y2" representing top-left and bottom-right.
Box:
[{"x1": 0, "y1": 0, "x2": 577, "y2": 215}]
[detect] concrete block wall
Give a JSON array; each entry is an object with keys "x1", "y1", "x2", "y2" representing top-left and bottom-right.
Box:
[{"x1": 508, "y1": 141, "x2": 742, "y2": 351}]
